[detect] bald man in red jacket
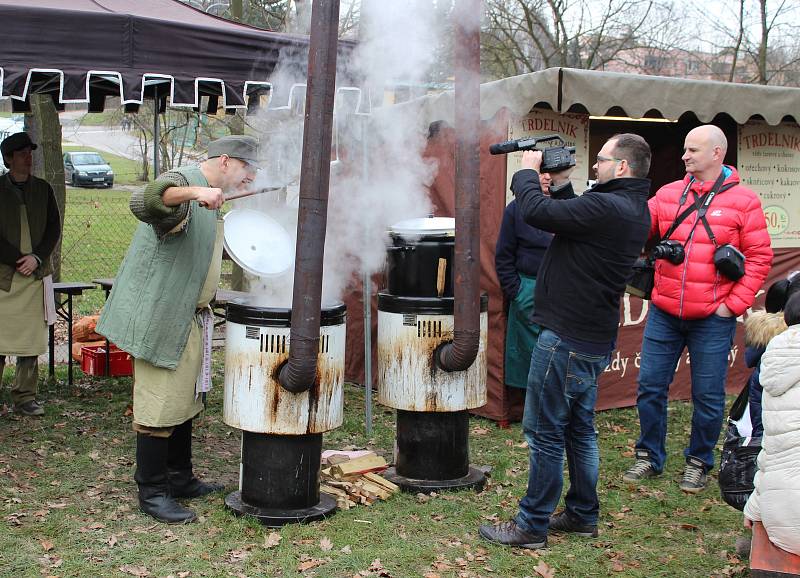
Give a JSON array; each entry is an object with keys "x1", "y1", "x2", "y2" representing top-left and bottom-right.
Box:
[{"x1": 624, "y1": 125, "x2": 773, "y2": 494}]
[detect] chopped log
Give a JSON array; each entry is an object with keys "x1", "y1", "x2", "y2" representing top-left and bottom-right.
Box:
[
  {"x1": 320, "y1": 484, "x2": 349, "y2": 499},
  {"x1": 358, "y1": 481, "x2": 390, "y2": 500},
  {"x1": 330, "y1": 454, "x2": 388, "y2": 477},
  {"x1": 363, "y1": 473, "x2": 400, "y2": 493}
]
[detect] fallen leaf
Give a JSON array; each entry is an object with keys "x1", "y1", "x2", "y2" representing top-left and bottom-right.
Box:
[
  {"x1": 264, "y1": 532, "x2": 281, "y2": 549},
  {"x1": 107, "y1": 535, "x2": 118, "y2": 548},
  {"x1": 340, "y1": 545, "x2": 352, "y2": 554},
  {"x1": 119, "y1": 565, "x2": 150, "y2": 577},
  {"x1": 612, "y1": 562, "x2": 625, "y2": 572},
  {"x1": 680, "y1": 523, "x2": 700, "y2": 532},
  {"x1": 320, "y1": 537, "x2": 333, "y2": 551},
  {"x1": 533, "y1": 560, "x2": 555, "y2": 578},
  {"x1": 40, "y1": 540, "x2": 54, "y2": 552},
  {"x1": 297, "y1": 557, "x2": 326, "y2": 572}
]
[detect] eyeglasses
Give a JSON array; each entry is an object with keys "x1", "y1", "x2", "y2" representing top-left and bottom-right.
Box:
[{"x1": 596, "y1": 154, "x2": 623, "y2": 164}]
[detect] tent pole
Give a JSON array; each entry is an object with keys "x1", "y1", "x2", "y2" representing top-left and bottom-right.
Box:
[
  {"x1": 361, "y1": 113, "x2": 372, "y2": 437},
  {"x1": 153, "y1": 85, "x2": 160, "y2": 178}
]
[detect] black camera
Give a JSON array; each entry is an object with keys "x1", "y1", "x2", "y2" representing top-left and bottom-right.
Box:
[
  {"x1": 651, "y1": 240, "x2": 685, "y2": 265},
  {"x1": 489, "y1": 134, "x2": 576, "y2": 173}
]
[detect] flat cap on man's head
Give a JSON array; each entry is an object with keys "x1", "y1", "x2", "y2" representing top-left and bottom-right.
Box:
[
  {"x1": 1, "y1": 132, "x2": 38, "y2": 167},
  {"x1": 208, "y1": 135, "x2": 259, "y2": 167}
]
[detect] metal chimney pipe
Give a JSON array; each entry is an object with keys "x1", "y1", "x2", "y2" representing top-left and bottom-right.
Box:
[
  {"x1": 279, "y1": 0, "x2": 341, "y2": 394},
  {"x1": 438, "y1": 0, "x2": 481, "y2": 372}
]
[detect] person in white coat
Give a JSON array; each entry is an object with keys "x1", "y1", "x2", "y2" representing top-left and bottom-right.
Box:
[{"x1": 744, "y1": 291, "x2": 800, "y2": 556}]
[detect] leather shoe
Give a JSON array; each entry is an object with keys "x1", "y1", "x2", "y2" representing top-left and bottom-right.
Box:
[
  {"x1": 479, "y1": 520, "x2": 547, "y2": 549},
  {"x1": 170, "y1": 475, "x2": 224, "y2": 499},
  {"x1": 15, "y1": 400, "x2": 44, "y2": 416},
  {"x1": 138, "y1": 486, "x2": 197, "y2": 524}
]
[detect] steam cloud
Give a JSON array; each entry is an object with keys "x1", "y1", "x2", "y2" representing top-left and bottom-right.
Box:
[{"x1": 234, "y1": 0, "x2": 451, "y2": 307}]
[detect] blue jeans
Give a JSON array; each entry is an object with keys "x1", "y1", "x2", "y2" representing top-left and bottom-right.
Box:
[
  {"x1": 515, "y1": 329, "x2": 610, "y2": 535},
  {"x1": 635, "y1": 305, "x2": 737, "y2": 472}
]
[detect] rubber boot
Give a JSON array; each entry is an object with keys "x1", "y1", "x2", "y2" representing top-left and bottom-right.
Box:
[
  {"x1": 135, "y1": 433, "x2": 196, "y2": 524},
  {"x1": 167, "y1": 419, "x2": 223, "y2": 499}
]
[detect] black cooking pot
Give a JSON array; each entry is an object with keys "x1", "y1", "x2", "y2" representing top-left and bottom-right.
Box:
[{"x1": 386, "y1": 231, "x2": 455, "y2": 297}]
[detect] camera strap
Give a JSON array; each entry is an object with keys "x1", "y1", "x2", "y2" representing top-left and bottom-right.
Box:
[
  {"x1": 661, "y1": 172, "x2": 728, "y2": 242},
  {"x1": 696, "y1": 183, "x2": 735, "y2": 247}
]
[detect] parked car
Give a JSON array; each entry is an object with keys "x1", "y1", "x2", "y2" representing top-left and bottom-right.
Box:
[{"x1": 64, "y1": 151, "x2": 114, "y2": 188}]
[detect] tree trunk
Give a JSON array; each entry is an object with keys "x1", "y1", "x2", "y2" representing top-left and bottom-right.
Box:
[
  {"x1": 230, "y1": 0, "x2": 243, "y2": 21},
  {"x1": 758, "y1": 0, "x2": 768, "y2": 84},
  {"x1": 25, "y1": 94, "x2": 66, "y2": 282}
]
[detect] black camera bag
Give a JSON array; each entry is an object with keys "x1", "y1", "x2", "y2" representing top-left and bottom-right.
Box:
[
  {"x1": 718, "y1": 384, "x2": 761, "y2": 511},
  {"x1": 626, "y1": 257, "x2": 655, "y2": 299}
]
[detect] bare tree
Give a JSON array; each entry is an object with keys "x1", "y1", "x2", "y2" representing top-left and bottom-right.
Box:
[
  {"x1": 26, "y1": 95, "x2": 67, "y2": 281},
  {"x1": 481, "y1": 0, "x2": 685, "y2": 79},
  {"x1": 689, "y1": 0, "x2": 800, "y2": 86}
]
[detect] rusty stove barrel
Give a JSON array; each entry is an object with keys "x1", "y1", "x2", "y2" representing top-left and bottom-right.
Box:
[
  {"x1": 222, "y1": 297, "x2": 346, "y2": 525},
  {"x1": 377, "y1": 217, "x2": 488, "y2": 493}
]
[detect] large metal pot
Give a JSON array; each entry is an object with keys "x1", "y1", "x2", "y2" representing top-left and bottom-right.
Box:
[{"x1": 386, "y1": 217, "x2": 455, "y2": 298}]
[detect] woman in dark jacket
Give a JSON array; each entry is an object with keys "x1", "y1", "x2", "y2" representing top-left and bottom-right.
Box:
[{"x1": 494, "y1": 173, "x2": 553, "y2": 389}]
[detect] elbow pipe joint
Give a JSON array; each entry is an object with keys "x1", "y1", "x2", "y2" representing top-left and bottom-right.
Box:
[
  {"x1": 277, "y1": 356, "x2": 316, "y2": 394},
  {"x1": 436, "y1": 329, "x2": 480, "y2": 373}
]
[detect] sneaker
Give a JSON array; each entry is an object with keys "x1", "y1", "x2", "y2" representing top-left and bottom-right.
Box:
[
  {"x1": 623, "y1": 450, "x2": 659, "y2": 482},
  {"x1": 478, "y1": 520, "x2": 547, "y2": 549},
  {"x1": 15, "y1": 400, "x2": 44, "y2": 416},
  {"x1": 549, "y1": 510, "x2": 599, "y2": 538},
  {"x1": 679, "y1": 457, "x2": 708, "y2": 494}
]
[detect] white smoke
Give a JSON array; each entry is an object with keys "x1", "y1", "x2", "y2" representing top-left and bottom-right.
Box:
[{"x1": 232, "y1": 0, "x2": 452, "y2": 307}]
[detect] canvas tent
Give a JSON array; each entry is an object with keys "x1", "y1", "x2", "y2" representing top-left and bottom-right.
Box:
[
  {"x1": 342, "y1": 67, "x2": 800, "y2": 424},
  {"x1": 0, "y1": 0, "x2": 321, "y2": 113}
]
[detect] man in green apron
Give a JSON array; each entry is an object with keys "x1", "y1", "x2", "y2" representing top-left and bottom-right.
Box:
[
  {"x1": 495, "y1": 173, "x2": 553, "y2": 391},
  {"x1": 98, "y1": 136, "x2": 259, "y2": 524},
  {"x1": 0, "y1": 132, "x2": 61, "y2": 417}
]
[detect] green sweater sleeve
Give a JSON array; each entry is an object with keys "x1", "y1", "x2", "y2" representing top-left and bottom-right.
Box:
[{"x1": 129, "y1": 171, "x2": 191, "y2": 237}]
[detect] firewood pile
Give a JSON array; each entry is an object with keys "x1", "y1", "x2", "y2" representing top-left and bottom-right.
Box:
[{"x1": 320, "y1": 451, "x2": 399, "y2": 510}]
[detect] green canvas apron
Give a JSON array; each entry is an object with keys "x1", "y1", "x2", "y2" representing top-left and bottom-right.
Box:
[
  {"x1": 0, "y1": 206, "x2": 46, "y2": 357},
  {"x1": 133, "y1": 220, "x2": 224, "y2": 428},
  {"x1": 504, "y1": 274, "x2": 540, "y2": 389}
]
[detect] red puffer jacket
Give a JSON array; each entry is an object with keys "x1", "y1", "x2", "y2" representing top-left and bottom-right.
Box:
[{"x1": 649, "y1": 166, "x2": 773, "y2": 319}]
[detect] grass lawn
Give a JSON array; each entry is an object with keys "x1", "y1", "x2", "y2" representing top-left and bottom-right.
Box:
[{"x1": 0, "y1": 363, "x2": 748, "y2": 578}]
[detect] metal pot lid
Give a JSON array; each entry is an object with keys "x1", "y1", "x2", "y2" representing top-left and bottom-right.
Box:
[
  {"x1": 390, "y1": 216, "x2": 455, "y2": 237},
  {"x1": 223, "y1": 209, "x2": 294, "y2": 277}
]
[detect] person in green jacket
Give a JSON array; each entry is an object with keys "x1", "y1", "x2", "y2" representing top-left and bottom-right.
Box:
[
  {"x1": 0, "y1": 132, "x2": 61, "y2": 417},
  {"x1": 98, "y1": 135, "x2": 259, "y2": 523}
]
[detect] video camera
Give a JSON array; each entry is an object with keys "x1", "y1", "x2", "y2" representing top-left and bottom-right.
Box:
[{"x1": 489, "y1": 134, "x2": 576, "y2": 173}]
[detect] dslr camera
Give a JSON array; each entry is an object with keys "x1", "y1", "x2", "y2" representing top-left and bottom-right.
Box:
[
  {"x1": 651, "y1": 239, "x2": 685, "y2": 265},
  {"x1": 489, "y1": 134, "x2": 576, "y2": 173}
]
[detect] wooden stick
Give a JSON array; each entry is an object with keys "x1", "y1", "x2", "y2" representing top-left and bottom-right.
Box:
[{"x1": 437, "y1": 258, "x2": 447, "y2": 297}]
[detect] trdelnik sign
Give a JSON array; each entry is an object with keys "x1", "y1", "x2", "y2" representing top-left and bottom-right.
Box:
[{"x1": 738, "y1": 119, "x2": 800, "y2": 248}]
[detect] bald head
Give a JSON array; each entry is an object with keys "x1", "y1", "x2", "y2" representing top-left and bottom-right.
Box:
[
  {"x1": 688, "y1": 125, "x2": 728, "y2": 152},
  {"x1": 682, "y1": 124, "x2": 728, "y2": 182}
]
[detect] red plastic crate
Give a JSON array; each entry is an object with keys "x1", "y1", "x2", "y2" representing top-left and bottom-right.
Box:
[{"x1": 80, "y1": 345, "x2": 133, "y2": 377}]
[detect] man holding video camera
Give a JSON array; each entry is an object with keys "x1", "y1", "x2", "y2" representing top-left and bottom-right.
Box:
[
  {"x1": 624, "y1": 125, "x2": 772, "y2": 493},
  {"x1": 480, "y1": 133, "x2": 652, "y2": 549}
]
